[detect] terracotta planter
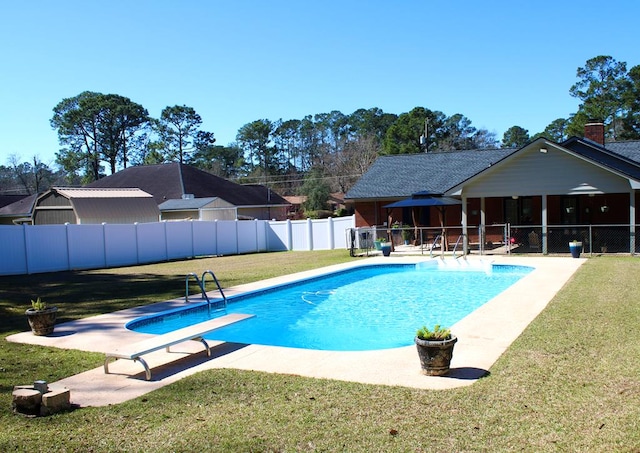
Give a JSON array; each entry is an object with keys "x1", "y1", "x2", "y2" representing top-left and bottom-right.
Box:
[
  {"x1": 414, "y1": 336, "x2": 457, "y2": 376},
  {"x1": 25, "y1": 307, "x2": 58, "y2": 336}
]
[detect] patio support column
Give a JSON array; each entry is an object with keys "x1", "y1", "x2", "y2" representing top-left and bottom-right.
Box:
[
  {"x1": 480, "y1": 197, "x2": 486, "y2": 254},
  {"x1": 630, "y1": 189, "x2": 636, "y2": 255},
  {"x1": 462, "y1": 195, "x2": 468, "y2": 254},
  {"x1": 542, "y1": 195, "x2": 548, "y2": 254}
]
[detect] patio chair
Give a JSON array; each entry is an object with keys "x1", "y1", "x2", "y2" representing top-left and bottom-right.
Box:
[{"x1": 528, "y1": 231, "x2": 541, "y2": 251}]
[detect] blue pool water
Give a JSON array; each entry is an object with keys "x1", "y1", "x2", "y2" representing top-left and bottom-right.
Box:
[{"x1": 128, "y1": 262, "x2": 532, "y2": 351}]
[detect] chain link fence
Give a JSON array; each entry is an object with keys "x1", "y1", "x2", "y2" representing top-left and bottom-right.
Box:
[
  {"x1": 349, "y1": 225, "x2": 475, "y2": 257},
  {"x1": 508, "y1": 224, "x2": 637, "y2": 255},
  {"x1": 348, "y1": 224, "x2": 638, "y2": 256}
]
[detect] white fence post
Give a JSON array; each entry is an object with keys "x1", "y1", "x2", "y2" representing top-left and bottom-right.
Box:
[
  {"x1": 23, "y1": 224, "x2": 29, "y2": 274},
  {"x1": 306, "y1": 218, "x2": 313, "y2": 251},
  {"x1": 163, "y1": 221, "x2": 169, "y2": 261},
  {"x1": 328, "y1": 217, "x2": 334, "y2": 249},
  {"x1": 102, "y1": 223, "x2": 107, "y2": 268},
  {"x1": 191, "y1": 220, "x2": 195, "y2": 258},
  {"x1": 235, "y1": 219, "x2": 239, "y2": 255},
  {"x1": 134, "y1": 223, "x2": 140, "y2": 264},
  {"x1": 254, "y1": 219, "x2": 259, "y2": 253},
  {"x1": 214, "y1": 219, "x2": 218, "y2": 256},
  {"x1": 64, "y1": 223, "x2": 71, "y2": 271}
]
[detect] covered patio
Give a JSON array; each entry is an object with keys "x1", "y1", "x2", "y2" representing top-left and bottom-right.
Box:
[
  {"x1": 347, "y1": 125, "x2": 640, "y2": 256},
  {"x1": 449, "y1": 138, "x2": 640, "y2": 255}
]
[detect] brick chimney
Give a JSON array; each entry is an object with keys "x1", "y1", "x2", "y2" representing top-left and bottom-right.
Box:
[{"x1": 584, "y1": 121, "x2": 605, "y2": 145}]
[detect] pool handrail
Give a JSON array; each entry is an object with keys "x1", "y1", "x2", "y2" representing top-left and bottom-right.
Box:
[
  {"x1": 185, "y1": 273, "x2": 214, "y2": 316},
  {"x1": 452, "y1": 235, "x2": 466, "y2": 260},
  {"x1": 429, "y1": 234, "x2": 442, "y2": 258},
  {"x1": 201, "y1": 270, "x2": 227, "y2": 311},
  {"x1": 185, "y1": 272, "x2": 205, "y2": 304}
]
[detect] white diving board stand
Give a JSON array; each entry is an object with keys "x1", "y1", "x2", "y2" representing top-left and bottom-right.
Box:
[{"x1": 104, "y1": 313, "x2": 254, "y2": 380}]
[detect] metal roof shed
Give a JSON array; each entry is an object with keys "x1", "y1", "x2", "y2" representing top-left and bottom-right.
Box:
[
  {"x1": 158, "y1": 197, "x2": 239, "y2": 221},
  {"x1": 32, "y1": 188, "x2": 160, "y2": 225}
]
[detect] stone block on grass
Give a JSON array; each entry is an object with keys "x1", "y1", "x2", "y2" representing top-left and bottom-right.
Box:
[
  {"x1": 12, "y1": 388, "x2": 42, "y2": 416},
  {"x1": 41, "y1": 388, "x2": 71, "y2": 416}
]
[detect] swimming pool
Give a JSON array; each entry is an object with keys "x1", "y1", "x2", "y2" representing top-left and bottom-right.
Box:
[{"x1": 128, "y1": 261, "x2": 533, "y2": 351}]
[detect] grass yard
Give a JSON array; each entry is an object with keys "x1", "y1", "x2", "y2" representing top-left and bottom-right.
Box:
[{"x1": 1, "y1": 251, "x2": 639, "y2": 451}]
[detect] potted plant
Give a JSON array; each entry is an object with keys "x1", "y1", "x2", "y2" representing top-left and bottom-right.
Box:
[
  {"x1": 569, "y1": 240, "x2": 582, "y2": 258},
  {"x1": 374, "y1": 238, "x2": 385, "y2": 251},
  {"x1": 25, "y1": 297, "x2": 58, "y2": 336},
  {"x1": 380, "y1": 242, "x2": 392, "y2": 256},
  {"x1": 414, "y1": 324, "x2": 457, "y2": 376},
  {"x1": 401, "y1": 225, "x2": 413, "y2": 245}
]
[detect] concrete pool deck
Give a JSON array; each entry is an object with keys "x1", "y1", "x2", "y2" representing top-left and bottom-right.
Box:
[{"x1": 7, "y1": 255, "x2": 585, "y2": 407}]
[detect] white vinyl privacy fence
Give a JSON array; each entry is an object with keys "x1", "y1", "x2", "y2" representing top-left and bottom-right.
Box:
[{"x1": 0, "y1": 216, "x2": 355, "y2": 275}]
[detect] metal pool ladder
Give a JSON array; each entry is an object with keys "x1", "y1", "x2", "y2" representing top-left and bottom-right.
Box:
[
  {"x1": 185, "y1": 270, "x2": 228, "y2": 315},
  {"x1": 429, "y1": 234, "x2": 442, "y2": 258},
  {"x1": 452, "y1": 235, "x2": 466, "y2": 260}
]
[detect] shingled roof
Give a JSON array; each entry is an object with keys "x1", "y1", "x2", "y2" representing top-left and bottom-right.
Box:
[
  {"x1": 86, "y1": 163, "x2": 289, "y2": 207},
  {"x1": 603, "y1": 140, "x2": 640, "y2": 164},
  {"x1": 0, "y1": 194, "x2": 37, "y2": 217},
  {"x1": 562, "y1": 138, "x2": 640, "y2": 181},
  {"x1": 346, "y1": 139, "x2": 640, "y2": 201},
  {"x1": 344, "y1": 148, "x2": 515, "y2": 200},
  {"x1": 0, "y1": 194, "x2": 30, "y2": 209}
]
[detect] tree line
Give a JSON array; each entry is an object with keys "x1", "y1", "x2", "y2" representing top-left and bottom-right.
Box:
[
  {"x1": 3, "y1": 55, "x2": 640, "y2": 209},
  {"x1": 503, "y1": 55, "x2": 640, "y2": 147}
]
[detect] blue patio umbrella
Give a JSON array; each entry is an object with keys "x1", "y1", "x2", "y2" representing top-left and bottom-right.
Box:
[
  {"x1": 383, "y1": 193, "x2": 462, "y2": 209},
  {"x1": 383, "y1": 192, "x2": 462, "y2": 249}
]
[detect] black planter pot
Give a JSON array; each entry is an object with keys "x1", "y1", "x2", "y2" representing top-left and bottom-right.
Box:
[
  {"x1": 25, "y1": 307, "x2": 58, "y2": 336},
  {"x1": 414, "y1": 336, "x2": 457, "y2": 376}
]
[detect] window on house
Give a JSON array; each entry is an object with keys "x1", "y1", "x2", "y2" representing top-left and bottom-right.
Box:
[
  {"x1": 505, "y1": 198, "x2": 518, "y2": 224},
  {"x1": 504, "y1": 197, "x2": 533, "y2": 225},
  {"x1": 561, "y1": 196, "x2": 578, "y2": 225}
]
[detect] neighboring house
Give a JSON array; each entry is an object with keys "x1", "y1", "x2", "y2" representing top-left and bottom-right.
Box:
[
  {"x1": 345, "y1": 123, "x2": 640, "y2": 254},
  {"x1": 86, "y1": 163, "x2": 290, "y2": 221},
  {"x1": 328, "y1": 192, "x2": 347, "y2": 213},
  {"x1": 283, "y1": 193, "x2": 347, "y2": 219},
  {"x1": 0, "y1": 194, "x2": 38, "y2": 225},
  {"x1": 30, "y1": 187, "x2": 160, "y2": 225},
  {"x1": 283, "y1": 195, "x2": 306, "y2": 219}
]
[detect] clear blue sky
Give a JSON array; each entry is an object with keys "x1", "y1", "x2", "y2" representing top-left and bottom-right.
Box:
[{"x1": 2, "y1": 0, "x2": 639, "y2": 168}]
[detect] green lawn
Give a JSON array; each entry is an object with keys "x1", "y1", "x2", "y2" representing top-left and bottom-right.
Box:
[{"x1": 1, "y1": 252, "x2": 639, "y2": 451}]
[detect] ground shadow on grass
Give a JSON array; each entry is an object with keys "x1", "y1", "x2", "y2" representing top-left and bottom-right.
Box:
[
  {"x1": 446, "y1": 367, "x2": 491, "y2": 380},
  {"x1": 0, "y1": 271, "x2": 188, "y2": 336},
  {"x1": 109, "y1": 342, "x2": 251, "y2": 382}
]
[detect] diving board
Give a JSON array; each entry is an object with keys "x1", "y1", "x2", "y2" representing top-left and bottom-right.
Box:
[{"x1": 104, "y1": 313, "x2": 254, "y2": 380}]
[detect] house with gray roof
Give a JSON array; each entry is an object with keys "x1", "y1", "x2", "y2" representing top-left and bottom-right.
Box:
[
  {"x1": 86, "y1": 163, "x2": 291, "y2": 221},
  {"x1": 0, "y1": 194, "x2": 37, "y2": 225},
  {"x1": 1, "y1": 163, "x2": 292, "y2": 224},
  {"x1": 345, "y1": 123, "x2": 640, "y2": 254}
]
